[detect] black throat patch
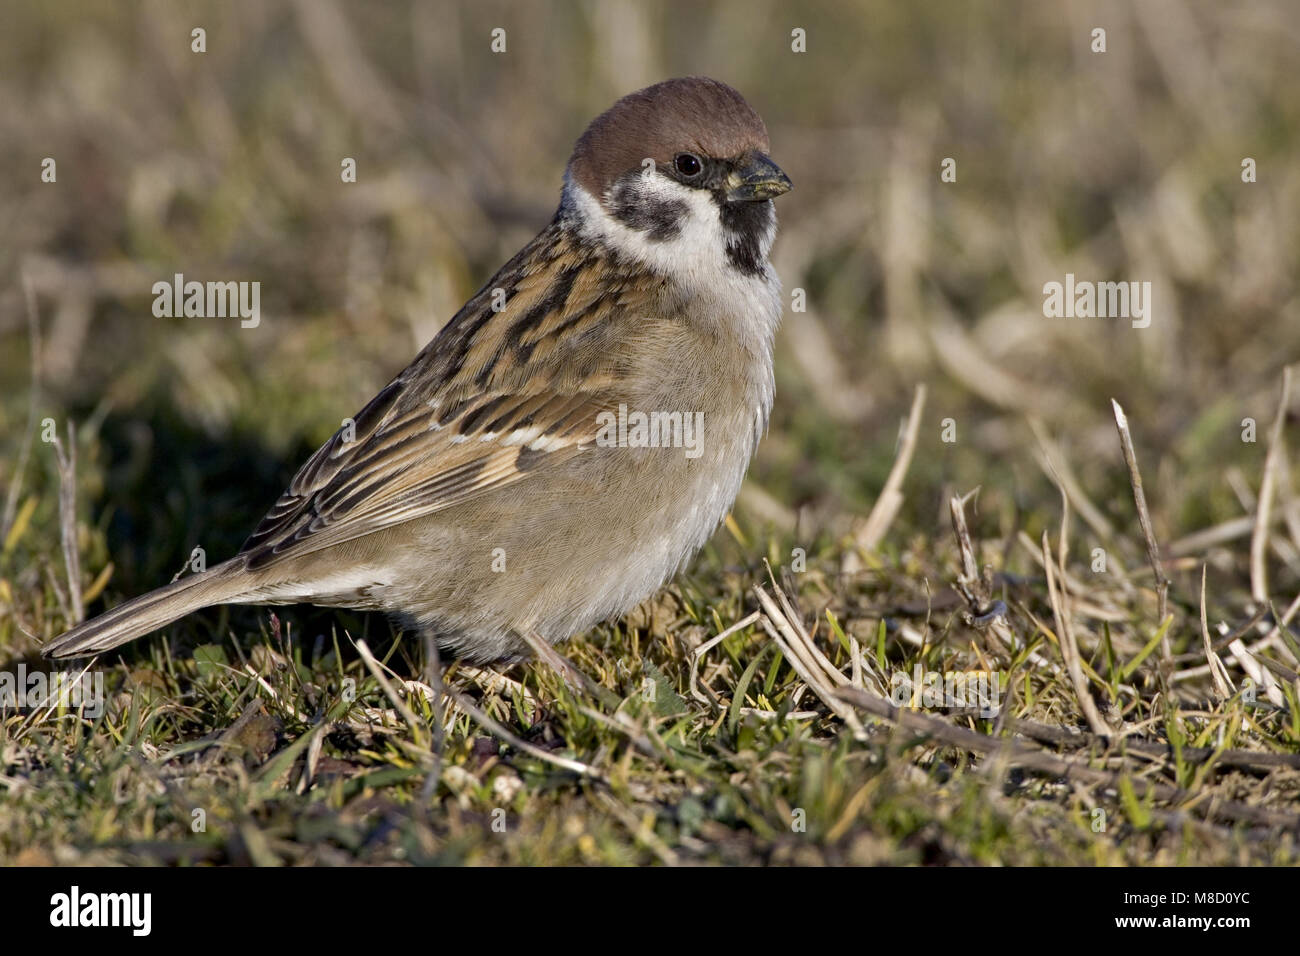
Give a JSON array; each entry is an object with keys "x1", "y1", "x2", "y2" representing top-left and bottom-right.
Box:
[{"x1": 718, "y1": 198, "x2": 773, "y2": 277}]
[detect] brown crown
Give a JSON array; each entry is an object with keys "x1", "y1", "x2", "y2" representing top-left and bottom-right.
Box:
[{"x1": 568, "y1": 77, "x2": 771, "y2": 199}]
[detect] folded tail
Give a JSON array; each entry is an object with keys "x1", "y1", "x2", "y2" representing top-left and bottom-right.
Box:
[{"x1": 43, "y1": 559, "x2": 250, "y2": 659}]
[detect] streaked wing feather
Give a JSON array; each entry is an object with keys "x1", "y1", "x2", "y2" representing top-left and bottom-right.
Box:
[
  {"x1": 241, "y1": 390, "x2": 604, "y2": 569},
  {"x1": 238, "y1": 218, "x2": 658, "y2": 571}
]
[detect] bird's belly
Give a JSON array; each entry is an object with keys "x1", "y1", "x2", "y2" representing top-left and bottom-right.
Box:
[{"x1": 368, "y1": 400, "x2": 761, "y2": 661}]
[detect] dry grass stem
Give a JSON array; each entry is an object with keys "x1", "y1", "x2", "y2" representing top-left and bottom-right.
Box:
[
  {"x1": 849, "y1": 383, "x2": 926, "y2": 561},
  {"x1": 1111, "y1": 399, "x2": 1171, "y2": 664},
  {"x1": 1251, "y1": 366, "x2": 1293, "y2": 604}
]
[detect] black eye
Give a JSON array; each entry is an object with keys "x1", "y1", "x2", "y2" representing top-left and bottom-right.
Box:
[{"x1": 674, "y1": 153, "x2": 702, "y2": 178}]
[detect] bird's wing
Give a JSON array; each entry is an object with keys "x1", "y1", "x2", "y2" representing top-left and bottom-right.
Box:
[
  {"x1": 239, "y1": 383, "x2": 611, "y2": 569},
  {"x1": 238, "y1": 221, "x2": 656, "y2": 570}
]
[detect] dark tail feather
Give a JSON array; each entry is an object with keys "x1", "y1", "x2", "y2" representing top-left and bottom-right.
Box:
[{"x1": 43, "y1": 559, "x2": 250, "y2": 659}]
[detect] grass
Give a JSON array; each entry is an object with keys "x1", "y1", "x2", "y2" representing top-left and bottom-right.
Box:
[
  {"x1": 4, "y1": 388, "x2": 1299, "y2": 864},
  {"x1": 3, "y1": 0, "x2": 1300, "y2": 865}
]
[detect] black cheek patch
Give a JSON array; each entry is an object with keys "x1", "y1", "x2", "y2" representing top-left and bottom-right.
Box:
[{"x1": 607, "y1": 175, "x2": 687, "y2": 241}]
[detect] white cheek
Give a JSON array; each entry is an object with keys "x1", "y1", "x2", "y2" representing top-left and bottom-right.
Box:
[
  {"x1": 562, "y1": 174, "x2": 784, "y2": 367},
  {"x1": 565, "y1": 173, "x2": 730, "y2": 279}
]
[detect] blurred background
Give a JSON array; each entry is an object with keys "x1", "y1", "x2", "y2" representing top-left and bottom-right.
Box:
[{"x1": 2, "y1": 0, "x2": 1298, "y2": 641}]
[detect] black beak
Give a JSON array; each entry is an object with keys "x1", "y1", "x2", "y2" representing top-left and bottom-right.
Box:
[{"x1": 725, "y1": 152, "x2": 793, "y2": 202}]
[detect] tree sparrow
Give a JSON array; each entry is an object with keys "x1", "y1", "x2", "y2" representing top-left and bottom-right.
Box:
[{"x1": 44, "y1": 76, "x2": 792, "y2": 663}]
